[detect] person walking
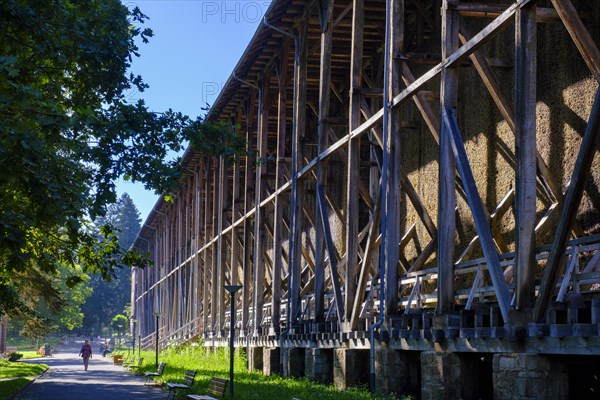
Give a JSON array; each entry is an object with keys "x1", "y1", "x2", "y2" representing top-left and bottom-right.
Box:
[{"x1": 79, "y1": 340, "x2": 93, "y2": 371}]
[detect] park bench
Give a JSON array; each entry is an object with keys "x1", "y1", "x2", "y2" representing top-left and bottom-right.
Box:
[
  {"x1": 128, "y1": 357, "x2": 143, "y2": 372},
  {"x1": 144, "y1": 361, "x2": 166, "y2": 385},
  {"x1": 122, "y1": 355, "x2": 135, "y2": 368},
  {"x1": 186, "y1": 377, "x2": 228, "y2": 400},
  {"x1": 166, "y1": 369, "x2": 196, "y2": 400}
]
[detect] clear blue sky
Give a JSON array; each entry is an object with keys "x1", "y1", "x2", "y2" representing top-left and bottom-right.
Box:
[{"x1": 116, "y1": 0, "x2": 271, "y2": 222}]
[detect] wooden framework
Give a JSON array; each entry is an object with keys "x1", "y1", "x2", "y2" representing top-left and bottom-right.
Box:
[{"x1": 132, "y1": 0, "x2": 600, "y2": 357}]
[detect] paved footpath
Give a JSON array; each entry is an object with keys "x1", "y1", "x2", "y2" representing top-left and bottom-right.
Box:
[{"x1": 13, "y1": 340, "x2": 166, "y2": 400}]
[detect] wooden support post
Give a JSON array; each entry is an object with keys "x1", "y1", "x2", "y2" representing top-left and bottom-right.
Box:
[
  {"x1": 194, "y1": 164, "x2": 201, "y2": 325},
  {"x1": 443, "y1": 108, "x2": 511, "y2": 322},
  {"x1": 217, "y1": 156, "x2": 226, "y2": 332},
  {"x1": 202, "y1": 161, "x2": 211, "y2": 333},
  {"x1": 253, "y1": 77, "x2": 270, "y2": 336},
  {"x1": 437, "y1": 0, "x2": 459, "y2": 314},
  {"x1": 288, "y1": 15, "x2": 308, "y2": 328},
  {"x1": 550, "y1": 0, "x2": 600, "y2": 82},
  {"x1": 345, "y1": 0, "x2": 364, "y2": 331},
  {"x1": 231, "y1": 121, "x2": 241, "y2": 287},
  {"x1": 271, "y1": 42, "x2": 290, "y2": 334},
  {"x1": 383, "y1": 0, "x2": 404, "y2": 318},
  {"x1": 514, "y1": 3, "x2": 537, "y2": 311},
  {"x1": 351, "y1": 187, "x2": 382, "y2": 329},
  {"x1": 315, "y1": 0, "x2": 334, "y2": 325},
  {"x1": 533, "y1": 88, "x2": 600, "y2": 322},
  {"x1": 317, "y1": 185, "x2": 345, "y2": 326},
  {"x1": 210, "y1": 159, "x2": 219, "y2": 333}
]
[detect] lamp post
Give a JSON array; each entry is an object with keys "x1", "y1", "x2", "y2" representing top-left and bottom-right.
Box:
[
  {"x1": 131, "y1": 319, "x2": 137, "y2": 355},
  {"x1": 153, "y1": 312, "x2": 161, "y2": 367},
  {"x1": 224, "y1": 285, "x2": 242, "y2": 399},
  {"x1": 117, "y1": 323, "x2": 123, "y2": 350}
]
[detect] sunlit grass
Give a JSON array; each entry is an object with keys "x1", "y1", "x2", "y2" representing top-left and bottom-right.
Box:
[
  {"x1": 0, "y1": 377, "x2": 32, "y2": 400},
  {"x1": 0, "y1": 359, "x2": 47, "y2": 400},
  {"x1": 131, "y1": 342, "x2": 405, "y2": 400},
  {"x1": 0, "y1": 359, "x2": 47, "y2": 379}
]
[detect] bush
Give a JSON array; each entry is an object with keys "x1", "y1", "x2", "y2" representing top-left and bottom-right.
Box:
[{"x1": 7, "y1": 351, "x2": 23, "y2": 362}]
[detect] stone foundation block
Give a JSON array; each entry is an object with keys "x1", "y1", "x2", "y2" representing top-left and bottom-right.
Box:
[{"x1": 493, "y1": 353, "x2": 568, "y2": 400}]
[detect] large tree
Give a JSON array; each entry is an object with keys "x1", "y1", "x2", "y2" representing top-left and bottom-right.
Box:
[
  {"x1": 0, "y1": 0, "x2": 187, "y2": 317},
  {"x1": 82, "y1": 193, "x2": 141, "y2": 334}
]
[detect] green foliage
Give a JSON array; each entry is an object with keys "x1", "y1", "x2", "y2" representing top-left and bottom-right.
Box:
[
  {"x1": 6, "y1": 352, "x2": 22, "y2": 362},
  {"x1": 110, "y1": 314, "x2": 129, "y2": 332},
  {"x1": 133, "y1": 342, "x2": 400, "y2": 400},
  {"x1": 186, "y1": 119, "x2": 248, "y2": 164},
  {"x1": 0, "y1": 0, "x2": 188, "y2": 316}
]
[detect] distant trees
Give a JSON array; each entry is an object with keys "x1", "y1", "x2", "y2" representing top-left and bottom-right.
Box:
[{"x1": 82, "y1": 194, "x2": 141, "y2": 335}]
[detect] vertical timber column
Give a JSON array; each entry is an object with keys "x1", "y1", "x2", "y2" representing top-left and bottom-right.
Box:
[
  {"x1": 202, "y1": 160, "x2": 211, "y2": 333},
  {"x1": 211, "y1": 159, "x2": 219, "y2": 334},
  {"x1": 437, "y1": 0, "x2": 458, "y2": 314},
  {"x1": 193, "y1": 164, "x2": 202, "y2": 329},
  {"x1": 271, "y1": 42, "x2": 290, "y2": 335},
  {"x1": 178, "y1": 193, "x2": 183, "y2": 328},
  {"x1": 253, "y1": 77, "x2": 270, "y2": 336},
  {"x1": 345, "y1": 0, "x2": 364, "y2": 332},
  {"x1": 383, "y1": 0, "x2": 404, "y2": 318},
  {"x1": 242, "y1": 93, "x2": 256, "y2": 334},
  {"x1": 217, "y1": 155, "x2": 226, "y2": 333},
  {"x1": 231, "y1": 115, "x2": 241, "y2": 288},
  {"x1": 289, "y1": 16, "x2": 308, "y2": 328},
  {"x1": 514, "y1": 3, "x2": 537, "y2": 311},
  {"x1": 315, "y1": 0, "x2": 334, "y2": 325}
]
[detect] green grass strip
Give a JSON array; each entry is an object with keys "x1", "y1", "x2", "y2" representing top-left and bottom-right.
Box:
[
  {"x1": 0, "y1": 377, "x2": 33, "y2": 400},
  {"x1": 129, "y1": 342, "x2": 408, "y2": 400}
]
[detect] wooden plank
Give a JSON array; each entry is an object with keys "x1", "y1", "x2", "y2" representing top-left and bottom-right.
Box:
[
  {"x1": 317, "y1": 185, "x2": 345, "y2": 326},
  {"x1": 514, "y1": 4, "x2": 537, "y2": 310},
  {"x1": 314, "y1": 0, "x2": 334, "y2": 324},
  {"x1": 533, "y1": 88, "x2": 600, "y2": 322},
  {"x1": 443, "y1": 108, "x2": 511, "y2": 322},
  {"x1": 455, "y1": 3, "x2": 559, "y2": 23},
  {"x1": 437, "y1": 0, "x2": 459, "y2": 314},
  {"x1": 550, "y1": 0, "x2": 600, "y2": 82}
]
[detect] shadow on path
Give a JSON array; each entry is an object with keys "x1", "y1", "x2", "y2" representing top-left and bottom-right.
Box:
[{"x1": 13, "y1": 340, "x2": 165, "y2": 400}]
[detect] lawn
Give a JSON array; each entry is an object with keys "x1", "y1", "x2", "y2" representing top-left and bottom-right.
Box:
[
  {"x1": 126, "y1": 342, "x2": 407, "y2": 400},
  {"x1": 0, "y1": 359, "x2": 47, "y2": 400}
]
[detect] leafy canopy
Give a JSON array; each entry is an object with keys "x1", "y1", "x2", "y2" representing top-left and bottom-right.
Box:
[
  {"x1": 0, "y1": 0, "x2": 186, "y2": 316},
  {"x1": 0, "y1": 0, "x2": 249, "y2": 319}
]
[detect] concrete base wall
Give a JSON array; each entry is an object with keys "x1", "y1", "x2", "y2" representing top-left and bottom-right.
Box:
[
  {"x1": 333, "y1": 349, "x2": 369, "y2": 390},
  {"x1": 420, "y1": 351, "x2": 463, "y2": 400},
  {"x1": 305, "y1": 348, "x2": 333, "y2": 384},
  {"x1": 247, "y1": 346, "x2": 263, "y2": 372},
  {"x1": 282, "y1": 347, "x2": 305, "y2": 378},
  {"x1": 374, "y1": 348, "x2": 420, "y2": 397},
  {"x1": 262, "y1": 347, "x2": 280, "y2": 376},
  {"x1": 493, "y1": 353, "x2": 569, "y2": 400}
]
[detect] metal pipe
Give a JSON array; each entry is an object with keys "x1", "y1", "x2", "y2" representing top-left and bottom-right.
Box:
[
  {"x1": 263, "y1": 16, "x2": 295, "y2": 39},
  {"x1": 370, "y1": 0, "x2": 392, "y2": 392}
]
